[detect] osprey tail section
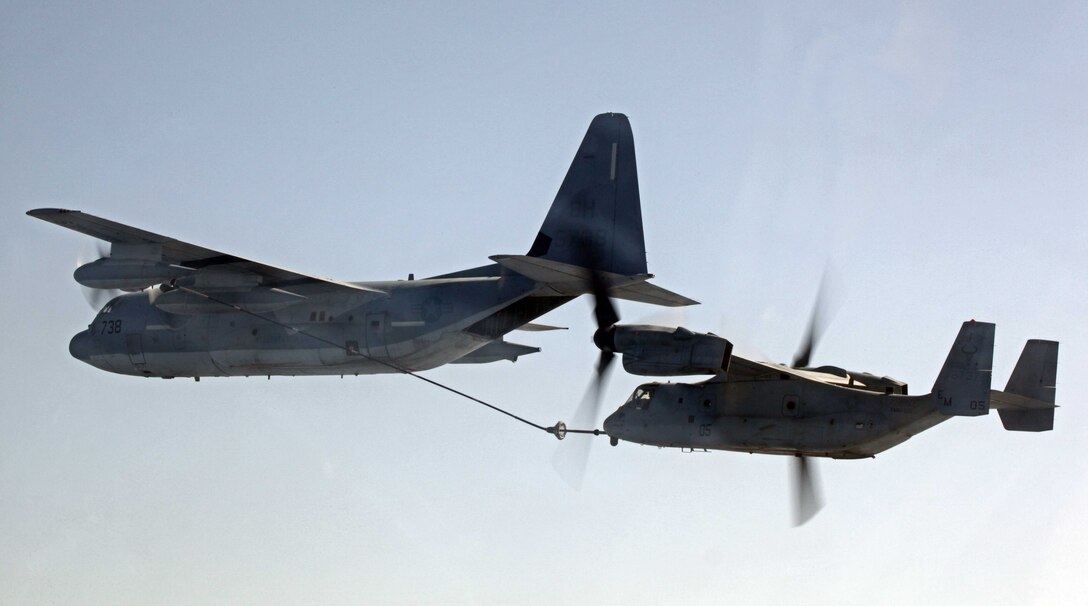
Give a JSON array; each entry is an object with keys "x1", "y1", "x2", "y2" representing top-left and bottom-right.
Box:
[
  {"x1": 931, "y1": 321, "x2": 995, "y2": 417},
  {"x1": 527, "y1": 113, "x2": 647, "y2": 276},
  {"x1": 992, "y1": 340, "x2": 1059, "y2": 432}
]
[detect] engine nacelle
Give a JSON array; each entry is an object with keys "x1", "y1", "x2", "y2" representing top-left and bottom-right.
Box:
[
  {"x1": 74, "y1": 258, "x2": 194, "y2": 290},
  {"x1": 604, "y1": 325, "x2": 732, "y2": 376}
]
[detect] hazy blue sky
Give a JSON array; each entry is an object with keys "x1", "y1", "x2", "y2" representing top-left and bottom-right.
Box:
[{"x1": 2, "y1": 2, "x2": 1086, "y2": 604}]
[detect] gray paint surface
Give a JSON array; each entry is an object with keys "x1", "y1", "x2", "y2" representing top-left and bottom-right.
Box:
[{"x1": 34, "y1": 114, "x2": 694, "y2": 379}]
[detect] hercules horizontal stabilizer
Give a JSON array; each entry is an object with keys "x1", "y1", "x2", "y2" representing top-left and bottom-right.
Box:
[{"x1": 490, "y1": 255, "x2": 697, "y2": 307}]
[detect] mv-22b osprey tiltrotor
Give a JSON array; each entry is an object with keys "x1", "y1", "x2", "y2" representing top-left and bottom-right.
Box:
[
  {"x1": 559, "y1": 279, "x2": 1060, "y2": 524},
  {"x1": 28, "y1": 113, "x2": 700, "y2": 379}
]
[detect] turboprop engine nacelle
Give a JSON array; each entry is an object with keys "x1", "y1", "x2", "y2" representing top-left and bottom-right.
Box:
[
  {"x1": 74, "y1": 258, "x2": 194, "y2": 290},
  {"x1": 597, "y1": 325, "x2": 733, "y2": 376}
]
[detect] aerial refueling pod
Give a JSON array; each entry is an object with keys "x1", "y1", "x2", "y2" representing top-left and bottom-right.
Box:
[
  {"x1": 75, "y1": 258, "x2": 194, "y2": 291},
  {"x1": 595, "y1": 325, "x2": 732, "y2": 376}
]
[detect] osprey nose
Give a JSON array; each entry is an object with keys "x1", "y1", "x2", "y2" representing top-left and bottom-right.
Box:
[
  {"x1": 69, "y1": 329, "x2": 93, "y2": 361},
  {"x1": 603, "y1": 410, "x2": 624, "y2": 436}
]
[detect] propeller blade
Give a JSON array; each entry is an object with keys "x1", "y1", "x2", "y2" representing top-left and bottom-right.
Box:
[
  {"x1": 80, "y1": 285, "x2": 116, "y2": 310},
  {"x1": 550, "y1": 430, "x2": 594, "y2": 491},
  {"x1": 586, "y1": 349, "x2": 617, "y2": 420},
  {"x1": 791, "y1": 455, "x2": 824, "y2": 526},
  {"x1": 596, "y1": 348, "x2": 615, "y2": 379},
  {"x1": 790, "y1": 266, "x2": 839, "y2": 368},
  {"x1": 552, "y1": 247, "x2": 623, "y2": 490},
  {"x1": 550, "y1": 380, "x2": 610, "y2": 490},
  {"x1": 588, "y1": 268, "x2": 619, "y2": 330},
  {"x1": 584, "y1": 266, "x2": 620, "y2": 423},
  {"x1": 552, "y1": 340, "x2": 619, "y2": 490},
  {"x1": 76, "y1": 241, "x2": 120, "y2": 310},
  {"x1": 791, "y1": 322, "x2": 818, "y2": 369}
]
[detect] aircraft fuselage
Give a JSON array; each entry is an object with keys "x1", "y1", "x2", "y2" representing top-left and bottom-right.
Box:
[
  {"x1": 69, "y1": 273, "x2": 570, "y2": 378},
  {"x1": 602, "y1": 379, "x2": 948, "y2": 460}
]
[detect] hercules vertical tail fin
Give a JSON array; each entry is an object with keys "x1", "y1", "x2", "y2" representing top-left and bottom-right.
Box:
[
  {"x1": 491, "y1": 113, "x2": 695, "y2": 307},
  {"x1": 527, "y1": 113, "x2": 647, "y2": 276}
]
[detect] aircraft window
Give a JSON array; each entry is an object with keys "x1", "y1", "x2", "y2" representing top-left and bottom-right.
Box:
[
  {"x1": 627, "y1": 387, "x2": 648, "y2": 402},
  {"x1": 627, "y1": 387, "x2": 654, "y2": 410},
  {"x1": 319, "y1": 311, "x2": 326, "y2": 321},
  {"x1": 309, "y1": 312, "x2": 317, "y2": 322}
]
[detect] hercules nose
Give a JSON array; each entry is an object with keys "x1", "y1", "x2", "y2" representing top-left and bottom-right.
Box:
[{"x1": 69, "y1": 330, "x2": 92, "y2": 361}]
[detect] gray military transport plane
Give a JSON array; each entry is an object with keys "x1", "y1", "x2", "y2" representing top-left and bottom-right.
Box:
[
  {"x1": 29, "y1": 113, "x2": 696, "y2": 379},
  {"x1": 588, "y1": 314, "x2": 1059, "y2": 524}
]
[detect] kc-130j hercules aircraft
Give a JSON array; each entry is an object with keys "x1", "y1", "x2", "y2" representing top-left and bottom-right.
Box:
[{"x1": 29, "y1": 113, "x2": 696, "y2": 379}]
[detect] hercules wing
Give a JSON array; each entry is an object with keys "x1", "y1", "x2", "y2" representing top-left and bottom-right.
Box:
[{"x1": 27, "y1": 208, "x2": 384, "y2": 296}]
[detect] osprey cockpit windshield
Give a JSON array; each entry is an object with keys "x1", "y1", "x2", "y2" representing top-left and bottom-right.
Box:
[{"x1": 626, "y1": 385, "x2": 655, "y2": 410}]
